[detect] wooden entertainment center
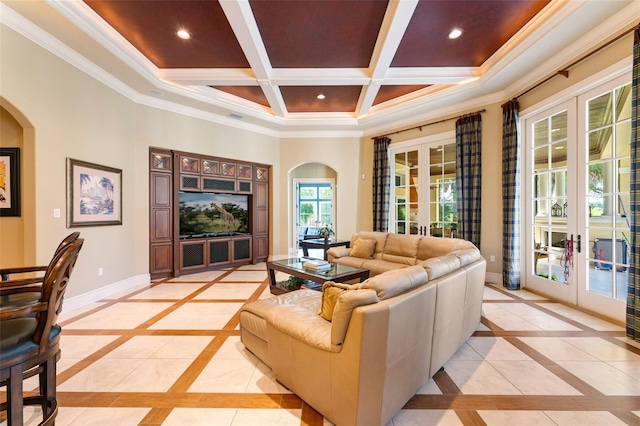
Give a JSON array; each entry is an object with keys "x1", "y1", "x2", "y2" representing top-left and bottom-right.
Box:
[{"x1": 149, "y1": 148, "x2": 270, "y2": 279}]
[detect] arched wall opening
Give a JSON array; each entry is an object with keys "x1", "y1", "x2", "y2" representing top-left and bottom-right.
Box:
[
  {"x1": 0, "y1": 97, "x2": 36, "y2": 267},
  {"x1": 288, "y1": 162, "x2": 338, "y2": 255}
]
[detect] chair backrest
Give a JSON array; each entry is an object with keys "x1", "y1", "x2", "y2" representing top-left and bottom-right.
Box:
[{"x1": 33, "y1": 238, "x2": 84, "y2": 352}]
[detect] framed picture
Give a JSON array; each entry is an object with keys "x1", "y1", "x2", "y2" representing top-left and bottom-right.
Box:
[
  {"x1": 0, "y1": 147, "x2": 21, "y2": 217},
  {"x1": 66, "y1": 158, "x2": 122, "y2": 227}
]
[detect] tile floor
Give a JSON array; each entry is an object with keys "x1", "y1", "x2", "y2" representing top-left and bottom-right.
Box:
[{"x1": 2, "y1": 262, "x2": 640, "y2": 426}]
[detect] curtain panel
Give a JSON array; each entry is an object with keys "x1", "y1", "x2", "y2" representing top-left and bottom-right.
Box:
[
  {"x1": 502, "y1": 100, "x2": 521, "y2": 290},
  {"x1": 627, "y1": 25, "x2": 640, "y2": 342},
  {"x1": 372, "y1": 136, "x2": 391, "y2": 232},
  {"x1": 455, "y1": 114, "x2": 482, "y2": 248}
]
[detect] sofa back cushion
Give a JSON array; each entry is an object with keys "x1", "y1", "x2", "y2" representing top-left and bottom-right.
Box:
[
  {"x1": 416, "y1": 236, "x2": 476, "y2": 260},
  {"x1": 420, "y1": 254, "x2": 462, "y2": 280},
  {"x1": 358, "y1": 265, "x2": 428, "y2": 300},
  {"x1": 351, "y1": 231, "x2": 389, "y2": 258},
  {"x1": 380, "y1": 233, "x2": 421, "y2": 265}
]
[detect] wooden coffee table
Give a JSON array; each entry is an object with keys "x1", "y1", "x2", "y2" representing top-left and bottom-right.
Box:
[{"x1": 267, "y1": 257, "x2": 369, "y2": 295}]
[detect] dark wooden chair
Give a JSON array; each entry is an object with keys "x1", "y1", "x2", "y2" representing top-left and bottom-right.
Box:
[
  {"x1": 0, "y1": 232, "x2": 80, "y2": 307},
  {"x1": 0, "y1": 237, "x2": 84, "y2": 425}
]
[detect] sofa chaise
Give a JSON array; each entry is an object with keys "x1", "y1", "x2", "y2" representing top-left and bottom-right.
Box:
[{"x1": 239, "y1": 233, "x2": 485, "y2": 426}]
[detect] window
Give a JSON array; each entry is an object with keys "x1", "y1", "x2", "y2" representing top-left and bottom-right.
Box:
[{"x1": 298, "y1": 183, "x2": 333, "y2": 227}]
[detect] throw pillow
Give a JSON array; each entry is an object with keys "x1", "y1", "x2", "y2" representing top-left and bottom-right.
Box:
[
  {"x1": 319, "y1": 281, "x2": 355, "y2": 321},
  {"x1": 349, "y1": 238, "x2": 377, "y2": 259}
]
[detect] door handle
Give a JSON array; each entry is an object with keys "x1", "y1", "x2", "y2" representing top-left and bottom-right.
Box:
[{"x1": 577, "y1": 234, "x2": 581, "y2": 253}]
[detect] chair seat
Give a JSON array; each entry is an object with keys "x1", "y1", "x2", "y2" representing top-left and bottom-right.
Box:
[
  {"x1": 1, "y1": 323, "x2": 60, "y2": 361},
  {"x1": 1, "y1": 292, "x2": 42, "y2": 307},
  {"x1": 0, "y1": 318, "x2": 38, "y2": 352}
]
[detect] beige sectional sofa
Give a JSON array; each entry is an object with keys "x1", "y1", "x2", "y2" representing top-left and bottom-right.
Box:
[
  {"x1": 327, "y1": 231, "x2": 481, "y2": 277},
  {"x1": 239, "y1": 233, "x2": 485, "y2": 426}
]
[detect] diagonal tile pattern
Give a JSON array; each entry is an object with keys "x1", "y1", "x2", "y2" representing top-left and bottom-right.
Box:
[{"x1": 2, "y1": 263, "x2": 640, "y2": 425}]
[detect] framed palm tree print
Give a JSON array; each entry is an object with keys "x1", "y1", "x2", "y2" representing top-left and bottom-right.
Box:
[{"x1": 66, "y1": 158, "x2": 122, "y2": 227}]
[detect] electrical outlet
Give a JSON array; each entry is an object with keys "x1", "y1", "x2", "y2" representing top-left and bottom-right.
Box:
[
  {"x1": 98, "y1": 267, "x2": 104, "y2": 276},
  {"x1": 490, "y1": 255, "x2": 495, "y2": 262}
]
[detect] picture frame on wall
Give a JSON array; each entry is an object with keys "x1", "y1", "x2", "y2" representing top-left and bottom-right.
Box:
[
  {"x1": 0, "y1": 147, "x2": 21, "y2": 217},
  {"x1": 66, "y1": 158, "x2": 122, "y2": 227}
]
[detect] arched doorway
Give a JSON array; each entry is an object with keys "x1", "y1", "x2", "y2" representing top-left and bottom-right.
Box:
[
  {"x1": 289, "y1": 162, "x2": 337, "y2": 256},
  {"x1": 0, "y1": 98, "x2": 36, "y2": 267}
]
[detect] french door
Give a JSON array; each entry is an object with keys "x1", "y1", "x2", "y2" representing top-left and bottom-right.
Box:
[
  {"x1": 524, "y1": 75, "x2": 631, "y2": 322},
  {"x1": 389, "y1": 132, "x2": 456, "y2": 237}
]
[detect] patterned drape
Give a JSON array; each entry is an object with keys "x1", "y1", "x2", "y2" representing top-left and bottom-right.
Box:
[
  {"x1": 502, "y1": 100, "x2": 521, "y2": 290},
  {"x1": 627, "y1": 26, "x2": 640, "y2": 342},
  {"x1": 455, "y1": 113, "x2": 482, "y2": 248},
  {"x1": 372, "y1": 136, "x2": 391, "y2": 232}
]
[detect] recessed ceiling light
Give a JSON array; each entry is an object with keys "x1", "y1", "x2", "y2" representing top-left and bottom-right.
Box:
[
  {"x1": 177, "y1": 29, "x2": 191, "y2": 40},
  {"x1": 317, "y1": 94, "x2": 326, "y2": 100},
  {"x1": 449, "y1": 28, "x2": 462, "y2": 39}
]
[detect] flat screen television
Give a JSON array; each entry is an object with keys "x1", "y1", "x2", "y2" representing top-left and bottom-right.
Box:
[{"x1": 179, "y1": 191, "x2": 249, "y2": 238}]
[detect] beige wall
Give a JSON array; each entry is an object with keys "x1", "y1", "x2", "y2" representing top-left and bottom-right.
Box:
[
  {"x1": 278, "y1": 137, "x2": 363, "y2": 254},
  {"x1": 1, "y1": 18, "x2": 634, "y2": 300},
  {"x1": 0, "y1": 24, "x2": 280, "y2": 298}
]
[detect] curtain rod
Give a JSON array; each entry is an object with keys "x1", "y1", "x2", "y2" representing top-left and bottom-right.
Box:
[
  {"x1": 506, "y1": 24, "x2": 637, "y2": 105},
  {"x1": 371, "y1": 108, "x2": 486, "y2": 140}
]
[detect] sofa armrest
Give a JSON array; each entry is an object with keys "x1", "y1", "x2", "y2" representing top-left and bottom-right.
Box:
[
  {"x1": 264, "y1": 304, "x2": 335, "y2": 352},
  {"x1": 327, "y1": 247, "x2": 350, "y2": 259}
]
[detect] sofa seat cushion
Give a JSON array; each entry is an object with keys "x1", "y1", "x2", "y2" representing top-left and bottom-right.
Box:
[
  {"x1": 240, "y1": 290, "x2": 320, "y2": 341},
  {"x1": 331, "y1": 255, "x2": 368, "y2": 269},
  {"x1": 265, "y1": 304, "x2": 334, "y2": 351},
  {"x1": 359, "y1": 259, "x2": 408, "y2": 276},
  {"x1": 357, "y1": 265, "x2": 428, "y2": 300}
]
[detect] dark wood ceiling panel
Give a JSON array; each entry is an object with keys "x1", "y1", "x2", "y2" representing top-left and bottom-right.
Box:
[
  {"x1": 249, "y1": 0, "x2": 388, "y2": 68},
  {"x1": 392, "y1": 0, "x2": 550, "y2": 67},
  {"x1": 373, "y1": 85, "x2": 430, "y2": 105},
  {"x1": 211, "y1": 86, "x2": 270, "y2": 108},
  {"x1": 84, "y1": 1, "x2": 249, "y2": 68},
  {"x1": 280, "y1": 86, "x2": 362, "y2": 112}
]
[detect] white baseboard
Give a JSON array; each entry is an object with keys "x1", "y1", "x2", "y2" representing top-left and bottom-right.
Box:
[
  {"x1": 63, "y1": 274, "x2": 150, "y2": 314},
  {"x1": 485, "y1": 271, "x2": 502, "y2": 285}
]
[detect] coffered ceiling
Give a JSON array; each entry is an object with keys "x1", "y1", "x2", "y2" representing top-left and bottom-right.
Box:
[{"x1": 2, "y1": 0, "x2": 638, "y2": 136}]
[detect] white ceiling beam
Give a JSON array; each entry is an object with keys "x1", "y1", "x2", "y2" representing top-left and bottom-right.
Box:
[
  {"x1": 358, "y1": 0, "x2": 418, "y2": 116},
  {"x1": 269, "y1": 68, "x2": 370, "y2": 85},
  {"x1": 383, "y1": 67, "x2": 479, "y2": 84},
  {"x1": 159, "y1": 68, "x2": 258, "y2": 85},
  {"x1": 219, "y1": 0, "x2": 286, "y2": 116}
]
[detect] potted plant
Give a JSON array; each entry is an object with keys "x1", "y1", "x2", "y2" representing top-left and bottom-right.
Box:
[
  {"x1": 318, "y1": 225, "x2": 334, "y2": 242},
  {"x1": 277, "y1": 275, "x2": 306, "y2": 291}
]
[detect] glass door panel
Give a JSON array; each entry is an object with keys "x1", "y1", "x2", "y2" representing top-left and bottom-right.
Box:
[
  {"x1": 389, "y1": 132, "x2": 456, "y2": 236},
  {"x1": 531, "y1": 110, "x2": 569, "y2": 285},
  {"x1": 583, "y1": 82, "x2": 630, "y2": 304}
]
